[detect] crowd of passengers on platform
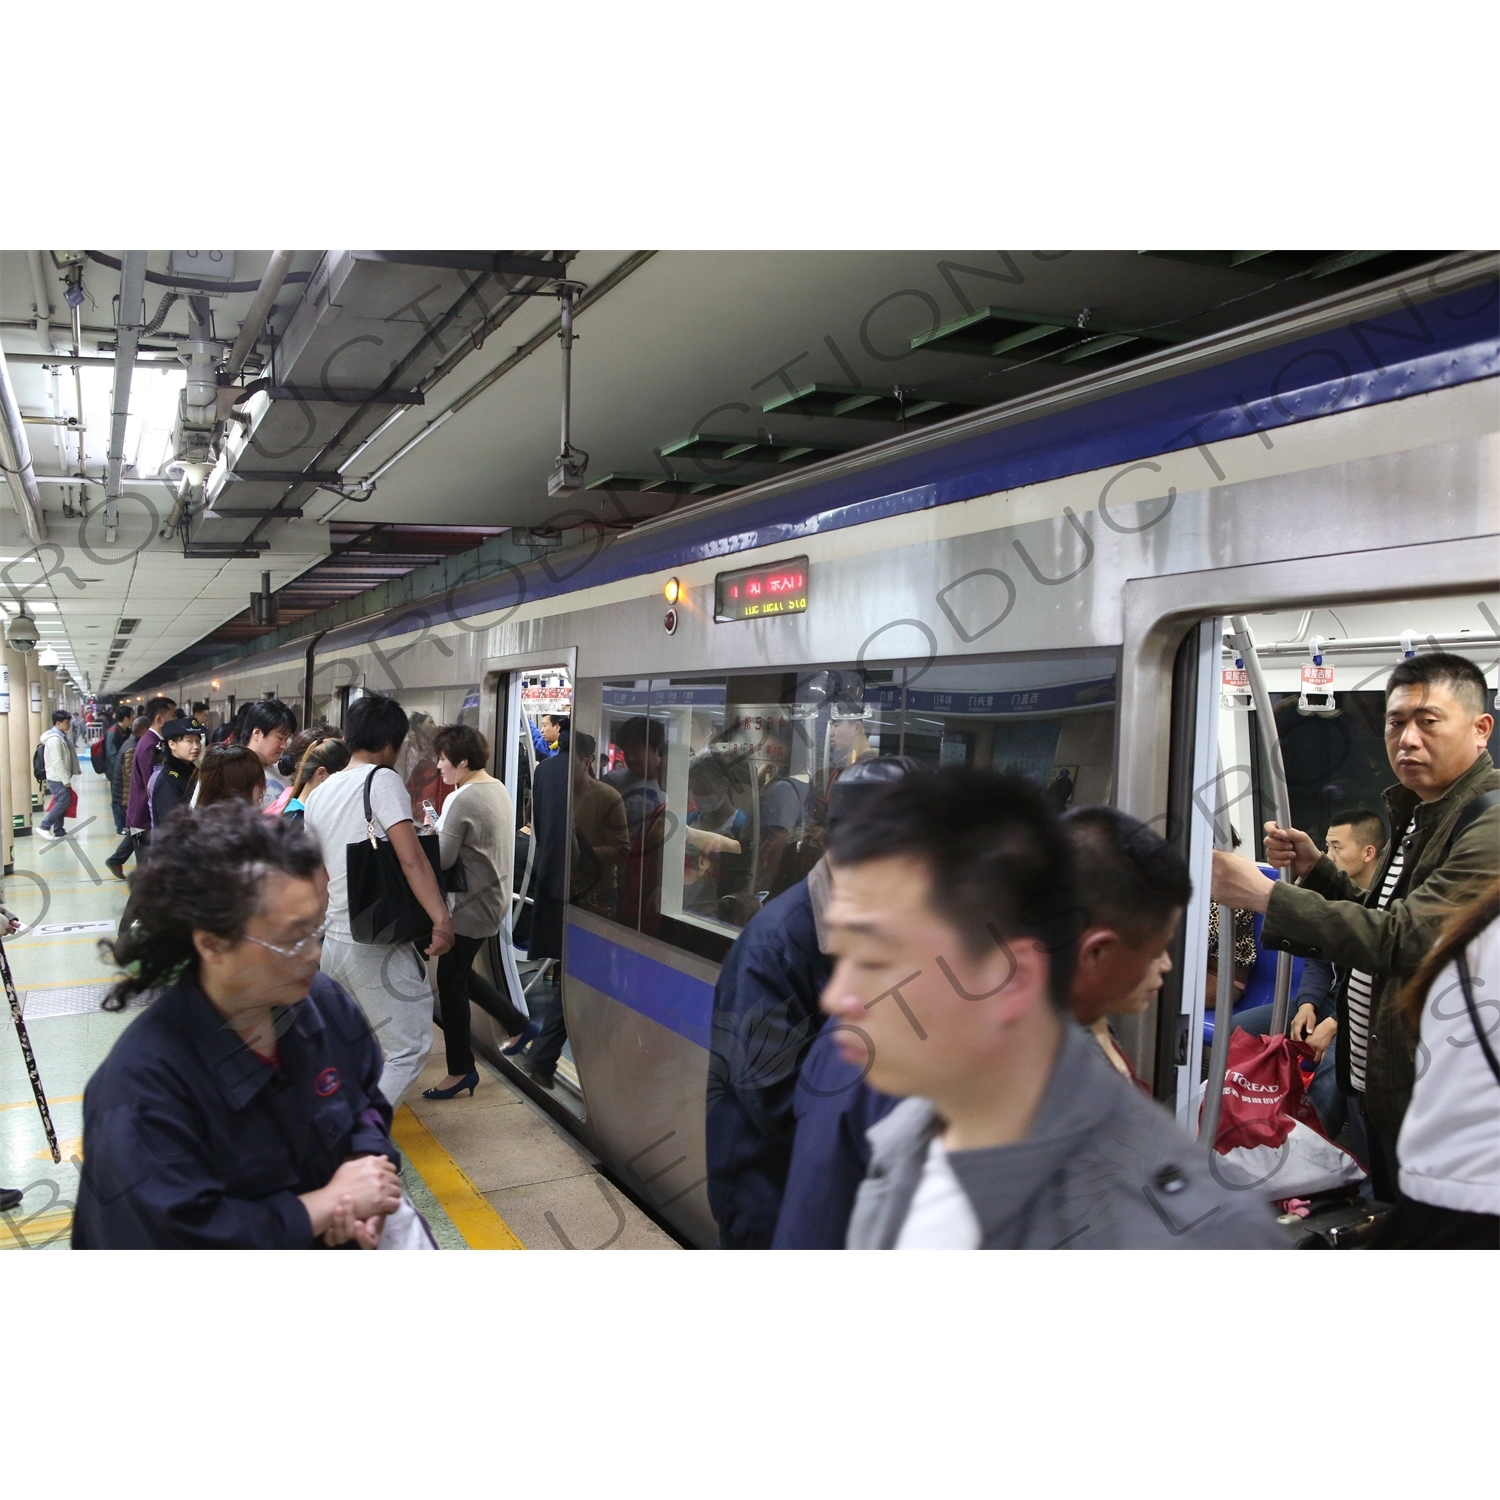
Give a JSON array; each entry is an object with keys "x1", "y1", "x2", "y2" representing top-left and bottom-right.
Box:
[{"x1": 9, "y1": 647, "x2": 1493, "y2": 1250}]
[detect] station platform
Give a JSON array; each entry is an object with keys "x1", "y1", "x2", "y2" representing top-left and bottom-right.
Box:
[{"x1": 0, "y1": 770, "x2": 680, "y2": 1251}]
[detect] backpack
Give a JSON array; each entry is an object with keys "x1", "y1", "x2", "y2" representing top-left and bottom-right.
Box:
[
  {"x1": 91, "y1": 736, "x2": 107, "y2": 774},
  {"x1": 32, "y1": 736, "x2": 47, "y2": 785}
]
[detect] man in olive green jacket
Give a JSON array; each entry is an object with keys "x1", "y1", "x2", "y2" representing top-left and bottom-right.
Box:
[{"x1": 1212, "y1": 651, "x2": 1497, "y2": 1199}]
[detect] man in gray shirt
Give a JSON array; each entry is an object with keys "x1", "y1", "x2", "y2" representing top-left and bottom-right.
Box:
[{"x1": 824, "y1": 768, "x2": 1284, "y2": 1250}]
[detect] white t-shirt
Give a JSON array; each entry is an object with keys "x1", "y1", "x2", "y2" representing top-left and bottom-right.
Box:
[
  {"x1": 895, "y1": 1137, "x2": 983, "y2": 1249},
  {"x1": 1397, "y1": 920, "x2": 1500, "y2": 1215},
  {"x1": 303, "y1": 762, "x2": 413, "y2": 940}
]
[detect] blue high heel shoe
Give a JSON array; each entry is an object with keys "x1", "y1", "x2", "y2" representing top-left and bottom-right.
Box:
[
  {"x1": 422, "y1": 1070, "x2": 479, "y2": 1100},
  {"x1": 501, "y1": 1021, "x2": 540, "y2": 1056}
]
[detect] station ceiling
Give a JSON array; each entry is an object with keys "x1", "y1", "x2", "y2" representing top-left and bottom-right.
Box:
[{"x1": 0, "y1": 248, "x2": 1444, "y2": 692}]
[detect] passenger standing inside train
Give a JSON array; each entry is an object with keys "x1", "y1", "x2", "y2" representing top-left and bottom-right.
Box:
[
  {"x1": 1212, "y1": 652, "x2": 1498, "y2": 1202},
  {"x1": 569, "y1": 732, "x2": 629, "y2": 918},
  {"x1": 421, "y1": 724, "x2": 514, "y2": 1101},
  {"x1": 1233, "y1": 809, "x2": 1386, "y2": 1154},
  {"x1": 771, "y1": 799, "x2": 1191, "y2": 1248},
  {"x1": 234, "y1": 699, "x2": 297, "y2": 810},
  {"x1": 305, "y1": 694, "x2": 454, "y2": 1109},
  {"x1": 73, "y1": 802, "x2": 405, "y2": 1249},
  {"x1": 1373, "y1": 881, "x2": 1499, "y2": 1248},
  {"x1": 1062, "y1": 806, "x2": 1192, "y2": 1087},
  {"x1": 517, "y1": 717, "x2": 571, "y2": 1088},
  {"x1": 706, "y1": 757, "x2": 915, "y2": 1250},
  {"x1": 831, "y1": 768, "x2": 1283, "y2": 1249},
  {"x1": 604, "y1": 716, "x2": 666, "y2": 837}
]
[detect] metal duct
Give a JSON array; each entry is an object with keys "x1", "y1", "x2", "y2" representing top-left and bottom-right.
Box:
[
  {"x1": 0, "y1": 344, "x2": 47, "y2": 542},
  {"x1": 27, "y1": 252, "x2": 59, "y2": 354},
  {"x1": 225, "y1": 250, "x2": 293, "y2": 379},
  {"x1": 104, "y1": 250, "x2": 149, "y2": 538}
]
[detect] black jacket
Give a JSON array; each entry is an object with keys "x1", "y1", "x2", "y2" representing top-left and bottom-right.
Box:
[
  {"x1": 705, "y1": 877, "x2": 830, "y2": 1249},
  {"x1": 772, "y1": 1029, "x2": 899, "y2": 1248},
  {"x1": 149, "y1": 755, "x2": 197, "y2": 830},
  {"x1": 73, "y1": 973, "x2": 397, "y2": 1249},
  {"x1": 527, "y1": 743, "x2": 571, "y2": 960}
]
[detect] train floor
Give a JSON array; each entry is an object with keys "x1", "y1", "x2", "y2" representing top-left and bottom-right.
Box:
[{"x1": 0, "y1": 770, "x2": 680, "y2": 1252}]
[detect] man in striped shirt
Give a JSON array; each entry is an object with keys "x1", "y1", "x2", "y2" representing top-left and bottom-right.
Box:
[{"x1": 1211, "y1": 652, "x2": 1497, "y2": 1202}]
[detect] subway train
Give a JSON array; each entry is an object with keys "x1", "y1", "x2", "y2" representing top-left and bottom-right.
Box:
[{"x1": 142, "y1": 254, "x2": 1500, "y2": 1247}]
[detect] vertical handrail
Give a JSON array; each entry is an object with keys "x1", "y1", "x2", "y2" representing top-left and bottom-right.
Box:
[
  {"x1": 1227, "y1": 615, "x2": 1296, "y2": 1035},
  {"x1": 1198, "y1": 754, "x2": 1238, "y2": 1147}
]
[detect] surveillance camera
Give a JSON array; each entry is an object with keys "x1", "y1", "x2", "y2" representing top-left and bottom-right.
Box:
[{"x1": 5, "y1": 611, "x2": 39, "y2": 651}]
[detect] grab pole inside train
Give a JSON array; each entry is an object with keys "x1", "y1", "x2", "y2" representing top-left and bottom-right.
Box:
[
  {"x1": 1227, "y1": 616, "x2": 1296, "y2": 1036},
  {"x1": 1197, "y1": 756, "x2": 1238, "y2": 1148}
]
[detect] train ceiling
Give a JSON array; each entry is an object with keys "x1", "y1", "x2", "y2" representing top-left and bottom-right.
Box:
[{"x1": 0, "y1": 248, "x2": 1448, "y2": 691}]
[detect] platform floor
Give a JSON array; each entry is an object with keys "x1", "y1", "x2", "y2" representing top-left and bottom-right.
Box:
[{"x1": 0, "y1": 771, "x2": 679, "y2": 1252}]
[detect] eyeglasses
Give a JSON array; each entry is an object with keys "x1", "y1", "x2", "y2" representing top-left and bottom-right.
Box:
[{"x1": 244, "y1": 922, "x2": 328, "y2": 960}]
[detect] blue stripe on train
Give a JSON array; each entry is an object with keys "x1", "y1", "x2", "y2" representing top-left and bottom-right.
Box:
[{"x1": 565, "y1": 921, "x2": 715, "y2": 1050}]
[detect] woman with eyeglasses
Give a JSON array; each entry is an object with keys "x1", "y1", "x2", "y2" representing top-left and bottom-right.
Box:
[{"x1": 74, "y1": 800, "x2": 423, "y2": 1250}]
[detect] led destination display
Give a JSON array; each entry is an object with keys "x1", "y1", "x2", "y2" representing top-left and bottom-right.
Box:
[{"x1": 713, "y1": 556, "x2": 810, "y2": 622}]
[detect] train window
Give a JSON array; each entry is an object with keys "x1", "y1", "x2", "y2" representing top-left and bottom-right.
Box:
[{"x1": 574, "y1": 655, "x2": 1118, "y2": 964}]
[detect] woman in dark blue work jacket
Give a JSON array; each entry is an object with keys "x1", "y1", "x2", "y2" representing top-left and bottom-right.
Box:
[{"x1": 73, "y1": 800, "x2": 406, "y2": 1250}]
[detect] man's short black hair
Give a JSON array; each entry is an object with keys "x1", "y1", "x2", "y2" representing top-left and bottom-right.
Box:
[
  {"x1": 115, "y1": 705, "x2": 132, "y2": 721},
  {"x1": 1386, "y1": 651, "x2": 1490, "y2": 718},
  {"x1": 1062, "y1": 805, "x2": 1192, "y2": 946},
  {"x1": 614, "y1": 715, "x2": 665, "y2": 752},
  {"x1": 345, "y1": 693, "x2": 410, "y2": 754},
  {"x1": 234, "y1": 698, "x2": 296, "y2": 743},
  {"x1": 51, "y1": 708, "x2": 71, "y2": 724},
  {"x1": 828, "y1": 767, "x2": 1080, "y2": 1010},
  {"x1": 192, "y1": 701, "x2": 207, "y2": 714},
  {"x1": 1329, "y1": 807, "x2": 1386, "y2": 852},
  {"x1": 145, "y1": 696, "x2": 175, "y2": 721}
]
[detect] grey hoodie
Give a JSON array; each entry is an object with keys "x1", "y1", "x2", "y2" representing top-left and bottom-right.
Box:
[{"x1": 847, "y1": 1024, "x2": 1286, "y2": 1249}]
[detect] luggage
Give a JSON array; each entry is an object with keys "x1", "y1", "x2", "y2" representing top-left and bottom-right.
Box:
[{"x1": 1278, "y1": 1194, "x2": 1393, "y2": 1248}]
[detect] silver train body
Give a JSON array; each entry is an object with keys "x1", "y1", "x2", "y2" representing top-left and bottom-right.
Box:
[{"x1": 153, "y1": 258, "x2": 1500, "y2": 1247}]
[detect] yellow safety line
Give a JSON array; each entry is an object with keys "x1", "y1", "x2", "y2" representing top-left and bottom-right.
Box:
[
  {"x1": 0, "y1": 1210, "x2": 73, "y2": 1250},
  {"x1": 0, "y1": 1093, "x2": 81, "y2": 1113},
  {"x1": 391, "y1": 1104, "x2": 525, "y2": 1250}
]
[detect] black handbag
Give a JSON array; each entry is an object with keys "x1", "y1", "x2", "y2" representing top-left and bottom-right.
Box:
[{"x1": 347, "y1": 767, "x2": 443, "y2": 946}]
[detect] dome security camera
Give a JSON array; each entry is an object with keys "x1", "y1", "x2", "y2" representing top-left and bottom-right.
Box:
[{"x1": 5, "y1": 610, "x2": 39, "y2": 652}]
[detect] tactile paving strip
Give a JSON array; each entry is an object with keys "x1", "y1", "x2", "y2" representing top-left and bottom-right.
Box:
[{"x1": 18, "y1": 983, "x2": 143, "y2": 1018}]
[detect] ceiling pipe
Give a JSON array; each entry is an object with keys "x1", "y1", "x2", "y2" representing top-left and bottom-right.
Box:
[
  {"x1": 27, "y1": 252, "x2": 60, "y2": 354},
  {"x1": 104, "y1": 250, "x2": 149, "y2": 542},
  {"x1": 0, "y1": 343, "x2": 48, "y2": 542},
  {"x1": 225, "y1": 250, "x2": 293, "y2": 379}
]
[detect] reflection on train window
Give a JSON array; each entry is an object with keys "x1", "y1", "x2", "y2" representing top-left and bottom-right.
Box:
[{"x1": 574, "y1": 657, "x2": 1117, "y2": 962}]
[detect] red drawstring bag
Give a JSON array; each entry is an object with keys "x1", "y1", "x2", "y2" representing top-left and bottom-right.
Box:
[
  {"x1": 1205, "y1": 1029, "x2": 1365, "y2": 1197},
  {"x1": 1216, "y1": 1030, "x2": 1323, "y2": 1151},
  {"x1": 64, "y1": 787, "x2": 79, "y2": 819}
]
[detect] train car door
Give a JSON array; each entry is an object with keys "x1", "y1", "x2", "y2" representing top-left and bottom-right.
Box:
[{"x1": 475, "y1": 651, "x2": 584, "y2": 1120}]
